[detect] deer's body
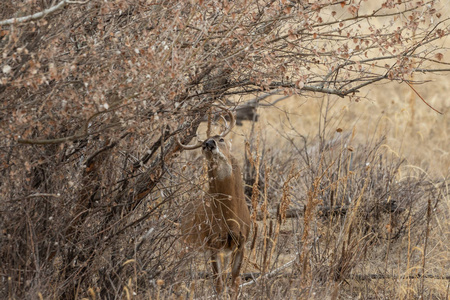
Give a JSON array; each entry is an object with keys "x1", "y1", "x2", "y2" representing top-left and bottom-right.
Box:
[{"x1": 182, "y1": 131, "x2": 250, "y2": 296}]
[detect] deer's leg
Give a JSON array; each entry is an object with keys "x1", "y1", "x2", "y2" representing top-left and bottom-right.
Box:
[
  {"x1": 210, "y1": 250, "x2": 224, "y2": 294},
  {"x1": 230, "y1": 237, "x2": 245, "y2": 297}
]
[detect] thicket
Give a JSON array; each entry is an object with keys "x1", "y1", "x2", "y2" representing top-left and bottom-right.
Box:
[{"x1": 1, "y1": 0, "x2": 449, "y2": 298}]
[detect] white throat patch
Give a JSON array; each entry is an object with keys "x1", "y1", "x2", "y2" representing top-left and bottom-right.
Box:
[{"x1": 209, "y1": 149, "x2": 232, "y2": 180}]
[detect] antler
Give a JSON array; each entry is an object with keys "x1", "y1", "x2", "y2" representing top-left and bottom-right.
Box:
[
  {"x1": 216, "y1": 106, "x2": 235, "y2": 138},
  {"x1": 177, "y1": 136, "x2": 203, "y2": 150},
  {"x1": 177, "y1": 106, "x2": 235, "y2": 150}
]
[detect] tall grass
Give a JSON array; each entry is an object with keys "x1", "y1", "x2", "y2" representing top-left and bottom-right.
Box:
[{"x1": 143, "y1": 96, "x2": 449, "y2": 299}]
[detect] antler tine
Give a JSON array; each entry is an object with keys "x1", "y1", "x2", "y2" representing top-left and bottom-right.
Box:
[
  {"x1": 177, "y1": 105, "x2": 234, "y2": 148},
  {"x1": 216, "y1": 105, "x2": 236, "y2": 137},
  {"x1": 177, "y1": 136, "x2": 204, "y2": 150}
]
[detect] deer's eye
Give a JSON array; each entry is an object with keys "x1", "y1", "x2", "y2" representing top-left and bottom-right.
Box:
[{"x1": 219, "y1": 138, "x2": 225, "y2": 143}]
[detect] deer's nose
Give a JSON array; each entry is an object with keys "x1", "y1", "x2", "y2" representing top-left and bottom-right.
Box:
[{"x1": 203, "y1": 139, "x2": 216, "y2": 151}]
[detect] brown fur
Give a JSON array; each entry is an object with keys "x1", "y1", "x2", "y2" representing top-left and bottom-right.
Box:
[{"x1": 183, "y1": 135, "x2": 251, "y2": 295}]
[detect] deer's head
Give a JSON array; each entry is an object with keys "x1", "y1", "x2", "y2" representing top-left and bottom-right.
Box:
[
  {"x1": 202, "y1": 135, "x2": 233, "y2": 180},
  {"x1": 178, "y1": 106, "x2": 236, "y2": 180}
]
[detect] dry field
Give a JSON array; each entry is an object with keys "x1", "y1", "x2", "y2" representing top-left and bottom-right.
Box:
[
  {"x1": 254, "y1": 75, "x2": 449, "y2": 178},
  {"x1": 155, "y1": 73, "x2": 450, "y2": 299}
]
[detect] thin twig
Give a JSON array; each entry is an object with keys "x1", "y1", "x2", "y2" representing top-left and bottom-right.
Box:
[
  {"x1": 240, "y1": 252, "x2": 298, "y2": 288},
  {"x1": 10, "y1": 193, "x2": 61, "y2": 201},
  {"x1": 0, "y1": 0, "x2": 89, "y2": 26},
  {"x1": 405, "y1": 81, "x2": 443, "y2": 115},
  {"x1": 349, "y1": 273, "x2": 450, "y2": 280}
]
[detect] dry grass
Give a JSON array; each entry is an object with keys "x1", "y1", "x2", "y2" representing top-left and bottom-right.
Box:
[
  {"x1": 256, "y1": 76, "x2": 449, "y2": 176},
  {"x1": 146, "y1": 77, "x2": 449, "y2": 299}
]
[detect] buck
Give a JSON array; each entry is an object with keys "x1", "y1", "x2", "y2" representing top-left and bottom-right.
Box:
[{"x1": 178, "y1": 108, "x2": 251, "y2": 296}]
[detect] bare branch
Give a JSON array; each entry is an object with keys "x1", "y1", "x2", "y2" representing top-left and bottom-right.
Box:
[
  {"x1": 0, "y1": 0, "x2": 89, "y2": 26},
  {"x1": 240, "y1": 252, "x2": 299, "y2": 288},
  {"x1": 10, "y1": 193, "x2": 61, "y2": 201},
  {"x1": 17, "y1": 133, "x2": 86, "y2": 145}
]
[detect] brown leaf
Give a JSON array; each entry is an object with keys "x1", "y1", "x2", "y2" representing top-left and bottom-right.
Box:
[
  {"x1": 295, "y1": 80, "x2": 304, "y2": 89},
  {"x1": 311, "y1": 4, "x2": 321, "y2": 11},
  {"x1": 435, "y1": 53, "x2": 444, "y2": 61},
  {"x1": 288, "y1": 30, "x2": 296, "y2": 40}
]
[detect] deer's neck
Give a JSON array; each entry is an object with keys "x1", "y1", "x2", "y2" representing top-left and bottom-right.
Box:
[
  {"x1": 208, "y1": 156, "x2": 232, "y2": 181},
  {"x1": 208, "y1": 159, "x2": 243, "y2": 198},
  {"x1": 209, "y1": 173, "x2": 236, "y2": 196}
]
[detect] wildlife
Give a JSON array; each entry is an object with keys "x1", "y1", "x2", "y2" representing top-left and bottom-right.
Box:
[{"x1": 178, "y1": 107, "x2": 251, "y2": 296}]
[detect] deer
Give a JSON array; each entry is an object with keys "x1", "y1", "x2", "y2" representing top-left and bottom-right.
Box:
[{"x1": 178, "y1": 107, "x2": 251, "y2": 297}]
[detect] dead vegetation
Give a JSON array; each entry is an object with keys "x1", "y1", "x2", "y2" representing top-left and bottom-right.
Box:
[
  {"x1": 1, "y1": 0, "x2": 449, "y2": 299},
  {"x1": 164, "y1": 99, "x2": 449, "y2": 299}
]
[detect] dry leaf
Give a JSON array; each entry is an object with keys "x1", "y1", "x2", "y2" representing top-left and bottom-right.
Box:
[
  {"x1": 2, "y1": 65, "x2": 11, "y2": 74},
  {"x1": 435, "y1": 53, "x2": 443, "y2": 61}
]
